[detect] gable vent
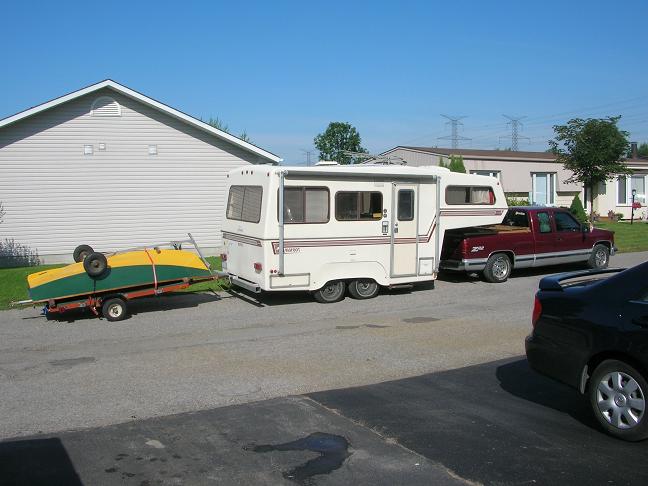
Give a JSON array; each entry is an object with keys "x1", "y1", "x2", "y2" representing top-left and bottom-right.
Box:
[{"x1": 91, "y1": 96, "x2": 121, "y2": 117}]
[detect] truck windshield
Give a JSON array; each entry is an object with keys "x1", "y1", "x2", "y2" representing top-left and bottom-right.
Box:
[{"x1": 502, "y1": 209, "x2": 529, "y2": 227}]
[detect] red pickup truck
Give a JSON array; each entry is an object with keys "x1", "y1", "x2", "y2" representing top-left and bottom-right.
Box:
[{"x1": 440, "y1": 206, "x2": 616, "y2": 283}]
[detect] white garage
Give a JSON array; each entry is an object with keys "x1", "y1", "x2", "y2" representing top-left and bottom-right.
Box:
[{"x1": 0, "y1": 80, "x2": 281, "y2": 265}]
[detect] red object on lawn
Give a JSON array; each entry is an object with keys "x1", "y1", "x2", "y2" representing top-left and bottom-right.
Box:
[{"x1": 633, "y1": 202, "x2": 642, "y2": 209}]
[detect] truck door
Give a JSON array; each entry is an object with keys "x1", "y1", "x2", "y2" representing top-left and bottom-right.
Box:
[
  {"x1": 531, "y1": 210, "x2": 557, "y2": 266},
  {"x1": 553, "y1": 210, "x2": 589, "y2": 263},
  {"x1": 391, "y1": 183, "x2": 418, "y2": 277}
]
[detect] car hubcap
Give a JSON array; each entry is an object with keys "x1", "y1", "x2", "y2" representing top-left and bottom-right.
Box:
[
  {"x1": 597, "y1": 371, "x2": 645, "y2": 429},
  {"x1": 108, "y1": 304, "x2": 123, "y2": 318},
  {"x1": 492, "y1": 258, "x2": 509, "y2": 279},
  {"x1": 595, "y1": 250, "x2": 607, "y2": 267}
]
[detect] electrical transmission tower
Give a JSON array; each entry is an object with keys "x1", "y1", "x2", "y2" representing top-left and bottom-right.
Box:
[
  {"x1": 300, "y1": 149, "x2": 315, "y2": 166},
  {"x1": 502, "y1": 115, "x2": 529, "y2": 151},
  {"x1": 438, "y1": 115, "x2": 471, "y2": 149}
]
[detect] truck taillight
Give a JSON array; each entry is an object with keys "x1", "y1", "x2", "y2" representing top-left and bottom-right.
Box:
[
  {"x1": 254, "y1": 262, "x2": 262, "y2": 272},
  {"x1": 461, "y1": 238, "x2": 469, "y2": 256},
  {"x1": 532, "y1": 296, "x2": 542, "y2": 328},
  {"x1": 220, "y1": 253, "x2": 227, "y2": 262}
]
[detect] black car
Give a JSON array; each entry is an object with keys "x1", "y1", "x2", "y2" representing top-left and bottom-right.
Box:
[{"x1": 526, "y1": 261, "x2": 648, "y2": 441}]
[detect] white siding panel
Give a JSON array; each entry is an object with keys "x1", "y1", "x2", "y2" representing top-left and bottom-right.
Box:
[{"x1": 0, "y1": 88, "x2": 266, "y2": 263}]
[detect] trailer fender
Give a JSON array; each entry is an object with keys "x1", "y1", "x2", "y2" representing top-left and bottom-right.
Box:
[{"x1": 310, "y1": 261, "x2": 389, "y2": 290}]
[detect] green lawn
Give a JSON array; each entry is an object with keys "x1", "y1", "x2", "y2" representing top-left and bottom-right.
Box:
[
  {"x1": 594, "y1": 221, "x2": 648, "y2": 253},
  {"x1": 0, "y1": 256, "x2": 228, "y2": 311}
]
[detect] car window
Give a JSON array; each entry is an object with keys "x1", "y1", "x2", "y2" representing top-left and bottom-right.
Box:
[
  {"x1": 502, "y1": 209, "x2": 529, "y2": 227},
  {"x1": 554, "y1": 212, "x2": 581, "y2": 232},
  {"x1": 536, "y1": 212, "x2": 552, "y2": 233}
]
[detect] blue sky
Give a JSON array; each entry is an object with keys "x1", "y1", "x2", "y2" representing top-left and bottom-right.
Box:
[{"x1": 2, "y1": 0, "x2": 647, "y2": 163}]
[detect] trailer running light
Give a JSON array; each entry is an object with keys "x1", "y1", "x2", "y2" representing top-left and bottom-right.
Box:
[
  {"x1": 220, "y1": 253, "x2": 227, "y2": 262},
  {"x1": 532, "y1": 296, "x2": 542, "y2": 328},
  {"x1": 254, "y1": 262, "x2": 262, "y2": 272}
]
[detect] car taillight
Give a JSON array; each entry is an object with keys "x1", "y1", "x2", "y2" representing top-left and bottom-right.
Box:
[
  {"x1": 532, "y1": 296, "x2": 542, "y2": 328},
  {"x1": 220, "y1": 253, "x2": 227, "y2": 262},
  {"x1": 253, "y1": 262, "x2": 262, "y2": 272}
]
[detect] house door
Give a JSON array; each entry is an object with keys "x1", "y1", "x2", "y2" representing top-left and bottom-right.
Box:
[{"x1": 391, "y1": 183, "x2": 418, "y2": 277}]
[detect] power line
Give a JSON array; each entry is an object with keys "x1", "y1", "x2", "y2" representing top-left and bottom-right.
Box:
[
  {"x1": 501, "y1": 115, "x2": 530, "y2": 151},
  {"x1": 438, "y1": 115, "x2": 471, "y2": 149}
]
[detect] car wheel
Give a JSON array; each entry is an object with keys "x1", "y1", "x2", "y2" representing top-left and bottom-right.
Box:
[
  {"x1": 348, "y1": 279, "x2": 379, "y2": 299},
  {"x1": 313, "y1": 280, "x2": 346, "y2": 303},
  {"x1": 588, "y1": 244, "x2": 610, "y2": 269},
  {"x1": 83, "y1": 252, "x2": 108, "y2": 277},
  {"x1": 73, "y1": 244, "x2": 94, "y2": 263},
  {"x1": 589, "y1": 359, "x2": 648, "y2": 441},
  {"x1": 483, "y1": 253, "x2": 512, "y2": 283},
  {"x1": 102, "y1": 297, "x2": 128, "y2": 322}
]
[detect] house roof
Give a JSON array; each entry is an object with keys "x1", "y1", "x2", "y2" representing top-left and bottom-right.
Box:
[{"x1": 0, "y1": 79, "x2": 282, "y2": 164}]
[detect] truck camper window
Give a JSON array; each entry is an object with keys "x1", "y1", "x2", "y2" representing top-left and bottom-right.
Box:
[
  {"x1": 335, "y1": 191, "x2": 383, "y2": 221},
  {"x1": 397, "y1": 190, "x2": 415, "y2": 221},
  {"x1": 279, "y1": 187, "x2": 329, "y2": 223},
  {"x1": 446, "y1": 186, "x2": 495, "y2": 205},
  {"x1": 226, "y1": 185, "x2": 263, "y2": 223}
]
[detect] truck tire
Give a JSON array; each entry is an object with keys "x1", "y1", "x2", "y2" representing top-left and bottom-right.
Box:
[
  {"x1": 83, "y1": 252, "x2": 108, "y2": 277},
  {"x1": 588, "y1": 244, "x2": 610, "y2": 269},
  {"x1": 73, "y1": 244, "x2": 94, "y2": 262},
  {"x1": 348, "y1": 279, "x2": 379, "y2": 299},
  {"x1": 313, "y1": 280, "x2": 346, "y2": 303},
  {"x1": 102, "y1": 297, "x2": 128, "y2": 322},
  {"x1": 483, "y1": 253, "x2": 512, "y2": 283}
]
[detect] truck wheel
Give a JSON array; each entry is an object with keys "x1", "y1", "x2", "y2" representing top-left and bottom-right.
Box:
[
  {"x1": 588, "y1": 244, "x2": 610, "y2": 269},
  {"x1": 483, "y1": 253, "x2": 512, "y2": 283},
  {"x1": 83, "y1": 252, "x2": 108, "y2": 277},
  {"x1": 589, "y1": 359, "x2": 648, "y2": 441},
  {"x1": 102, "y1": 297, "x2": 128, "y2": 322},
  {"x1": 73, "y1": 244, "x2": 94, "y2": 262},
  {"x1": 313, "y1": 280, "x2": 346, "y2": 303},
  {"x1": 348, "y1": 279, "x2": 379, "y2": 299}
]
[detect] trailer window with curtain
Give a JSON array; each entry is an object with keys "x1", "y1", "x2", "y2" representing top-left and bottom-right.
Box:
[
  {"x1": 226, "y1": 185, "x2": 263, "y2": 223},
  {"x1": 279, "y1": 187, "x2": 329, "y2": 223},
  {"x1": 335, "y1": 191, "x2": 383, "y2": 221},
  {"x1": 446, "y1": 186, "x2": 495, "y2": 205}
]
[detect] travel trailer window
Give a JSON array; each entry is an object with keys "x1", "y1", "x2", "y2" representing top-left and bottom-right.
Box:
[
  {"x1": 445, "y1": 186, "x2": 495, "y2": 205},
  {"x1": 226, "y1": 185, "x2": 263, "y2": 223},
  {"x1": 335, "y1": 192, "x2": 383, "y2": 221},
  {"x1": 279, "y1": 187, "x2": 329, "y2": 223},
  {"x1": 397, "y1": 190, "x2": 415, "y2": 221}
]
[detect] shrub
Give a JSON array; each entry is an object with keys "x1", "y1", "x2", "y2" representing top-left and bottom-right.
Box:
[
  {"x1": 0, "y1": 239, "x2": 41, "y2": 268},
  {"x1": 506, "y1": 197, "x2": 530, "y2": 206},
  {"x1": 569, "y1": 194, "x2": 588, "y2": 223}
]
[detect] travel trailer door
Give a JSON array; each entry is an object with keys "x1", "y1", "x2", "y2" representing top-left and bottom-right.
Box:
[{"x1": 390, "y1": 183, "x2": 419, "y2": 277}]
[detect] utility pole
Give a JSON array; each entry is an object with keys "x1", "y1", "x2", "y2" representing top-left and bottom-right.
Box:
[
  {"x1": 502, "y1": 115, "x2": 529, "y2": 151},
  {"x1": 438, "y1": 115, "x2": 471, "y2": 149}
]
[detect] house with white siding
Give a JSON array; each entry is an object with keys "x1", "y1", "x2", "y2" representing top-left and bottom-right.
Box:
[
  {"x1": 376, "y1": 146, "x2": 648, "y2": 219},
  {"x1": 0, "y1": 79, "x2": 281, "y2": 265}
]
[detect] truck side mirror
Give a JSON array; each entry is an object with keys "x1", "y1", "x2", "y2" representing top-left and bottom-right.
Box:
[{"x1": 581, "y1": 224, "x2": 590, "y2": 233}]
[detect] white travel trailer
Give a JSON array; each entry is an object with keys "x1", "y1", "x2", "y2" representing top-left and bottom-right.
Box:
[{"x1": 221, "y1": 164, "x2": 507, "y2": 302}]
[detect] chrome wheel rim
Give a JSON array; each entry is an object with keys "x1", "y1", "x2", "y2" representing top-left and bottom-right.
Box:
[
  {"x1": 492, "y1": 257, "x2": 509, "y2": 280},
  {"x1": 107, "y1": 303, "x2": 123, "y2": 319},
  {"x1": 596, "y1": 371, "x2": 645, "y2": 429},
  {"x1": 595, "y1": 249, "x2": 607, "y2": 267},
  {"x1": 356, "y1": 281, "x2": 377, "y2": 297},
  {"x1": 321, "y1": 282, "x2": 343, "y2": 300}
]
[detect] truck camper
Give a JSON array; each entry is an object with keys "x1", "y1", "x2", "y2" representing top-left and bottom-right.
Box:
[{"x1": 221, "y1": 164, "x2": 507, "y2": 302}]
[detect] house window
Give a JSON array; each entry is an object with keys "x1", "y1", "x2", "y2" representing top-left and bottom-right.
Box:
[
  {"x1": 631, "y1": 175, "x2": 646, "y2": 204},
  {"x1": 617, "y1": 177, "x2": 628, "y2": 205},
  {"x1": 446, "y1": 186, "x2": 496, "y2": 205},
  {"x1": 335, "y1": 192, "x2": 382, "y2": 221},
  {"x1": 279, "y1": 187, "x2": 329, "y2": 224},
  {"x1": 226, "y1": 185, "x2": 263, "y2": 223},
  {"x1": 470, "y1": 170, "x2": 500, "y2": 179},
  {"x1": 531, "y1": 173, "x2": 556, "y2": 206},
  {"x1": 617, "y1": 175, "x2": 647, "y2": 205}
]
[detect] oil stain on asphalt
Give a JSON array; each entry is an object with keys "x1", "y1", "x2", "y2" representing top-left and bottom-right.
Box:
[{"x1": 244, "y1": 432, "x2": 351, "y2": 484}]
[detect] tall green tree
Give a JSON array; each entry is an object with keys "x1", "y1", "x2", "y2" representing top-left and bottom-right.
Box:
[
  {"x1": 549, "y1": 116, "x2": 630, "y2": 214},
  {"x1": 314, "y1": 122, "x2": 367, "y2": 164},
  {"x1": 204, "y1": 117, "x2": 251, "y2": 143},
  {"x1": 448, "y1": 155, "x2": 466, "y2": 173}
]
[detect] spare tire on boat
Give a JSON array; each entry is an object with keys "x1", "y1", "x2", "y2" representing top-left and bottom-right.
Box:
[
  {"x1": 83, "y1": 252, "x2": 107, "y2": 277},
  {"x1": 73, "y1": 244, "x2": 94, "y2": 262}
]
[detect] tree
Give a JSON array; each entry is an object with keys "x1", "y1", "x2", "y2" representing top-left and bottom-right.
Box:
[
  {"x1": 314, "y1": 122, "x2": 367, "y2": 164},
  {"x1": 569, "y1": 194, "x2": 588, "y2": 224},
  {"x1": 438, "y1": 156, "x2": 449, "y2": 168},
  {"x1": 549, "y1": 116, "x2": 630, "y2": 215},
  {"x1": 447, "y1": 155, "x2": 466, "y2": 173},
  {"x1": 204, "y1": 117, "x2": 251, "y2": 143}
]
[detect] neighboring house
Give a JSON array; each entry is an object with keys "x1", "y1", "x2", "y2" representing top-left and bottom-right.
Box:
[
  {"x1": 376, "y1": 146, "x2": 648, "y2": 219},
  {"x1": 0, "y1": 80, "x2": 281, "y2": 264}
]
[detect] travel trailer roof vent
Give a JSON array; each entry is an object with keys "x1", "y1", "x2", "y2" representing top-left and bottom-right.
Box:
[{"x1": 315, "y1": 160, "x2": 339, "y2": 166}]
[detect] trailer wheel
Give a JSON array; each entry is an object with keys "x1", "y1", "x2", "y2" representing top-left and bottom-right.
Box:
[
  {"x1": 102, "y1": 297, "x2": 128, "y2": 322},
  {"x1": 73, "y1": 244, "x2": 94, "y2": 263},
  {"x1": 483, "y1": 253, "x2": 511, "y2": 283},
  {"x1": 348, "y1": 279, "x2": 379, "y2": 299},
  {"x1": 83, "y1": 252, "x2": 107, "y2": 277},
  {"x1": 313, "y1": 280, "x2": 346, "y2": 303}
]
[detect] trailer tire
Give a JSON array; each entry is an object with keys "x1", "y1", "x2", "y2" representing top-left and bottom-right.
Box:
[
  {"x1": 483, "y1": 253, "x2": 512, "y2": 283},
  {"x1": 313, "y1": 280, "x2": 346, "y2": 303},
  {"x1": 102, "y1": 297, "x2": 128, "y2": 322},
  {"x1": 348, "y1": 279, "x2": 379, "y2": 299},
  {"x1": 73, "y1": 244, "x2": 94, "y2": 262},
  {"x1": 84, "y1": 252, "x2": 108, "y2": 277}
]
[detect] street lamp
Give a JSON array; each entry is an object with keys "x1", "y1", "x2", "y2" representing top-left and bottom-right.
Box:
[{"x1": 631, "y1": 189, "x2": 637, "y2": 225}]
